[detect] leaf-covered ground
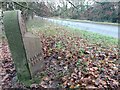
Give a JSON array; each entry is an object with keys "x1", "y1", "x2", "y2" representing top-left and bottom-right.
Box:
[
  {"x1": 1, "y1": 19, "x2": 120, "y2": 89},
  {"x1": 0, "y1": 38, "x2": 17, "y2": 89},
  {"x1": 33, "y1": 22, "x2": 119, "y2": 89}
]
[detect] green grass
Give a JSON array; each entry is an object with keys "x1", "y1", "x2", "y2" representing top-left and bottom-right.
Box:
[
  {"x1": 27, "y1": 18, "x2": 45, "y2": 31},
  {"x1": 50, "y1": 17, "x2": 119, "y2": 26},
  {"x1": 65, "y1": 26, "x2": 118, "y2": 47},
  {"x1": 27, "y1": 18, "x2": 118, "y2": 47}
]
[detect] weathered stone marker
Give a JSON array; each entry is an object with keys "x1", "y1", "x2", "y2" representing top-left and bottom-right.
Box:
[{"x1": 3, "y1": 10, "x2": 44, "y2": 84}]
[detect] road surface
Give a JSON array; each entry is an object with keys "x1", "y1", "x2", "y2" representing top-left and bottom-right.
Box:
[{"x1": 43, "y1": 18, "x2": 119, "y2": 38}]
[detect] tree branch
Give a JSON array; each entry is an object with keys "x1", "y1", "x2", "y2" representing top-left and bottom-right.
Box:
[{"x1": 66, "y1": 0, "x2": 78, "y2": 9}]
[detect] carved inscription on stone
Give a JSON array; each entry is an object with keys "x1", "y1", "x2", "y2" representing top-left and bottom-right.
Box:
[{"x1": 23, "y1": 32, "x2": 44, "y2": 76}]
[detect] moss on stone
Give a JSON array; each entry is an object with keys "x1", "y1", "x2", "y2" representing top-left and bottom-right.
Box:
[{"x1": 3, "y1": 10, "x2": 31, "y2": 84}]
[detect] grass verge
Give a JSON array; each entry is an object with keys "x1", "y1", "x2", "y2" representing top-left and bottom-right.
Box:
[
  {"x1": 50, "y1": 17, "x2": 119, "y2": 26},
  {"x1": 27, "y1": 18, "x2": 118, "y2": 47}
]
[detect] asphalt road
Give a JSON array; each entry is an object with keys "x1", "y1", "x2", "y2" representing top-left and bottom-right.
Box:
[{"x1": 44, "y1": 18, "x2": 119, "y2": 38}]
